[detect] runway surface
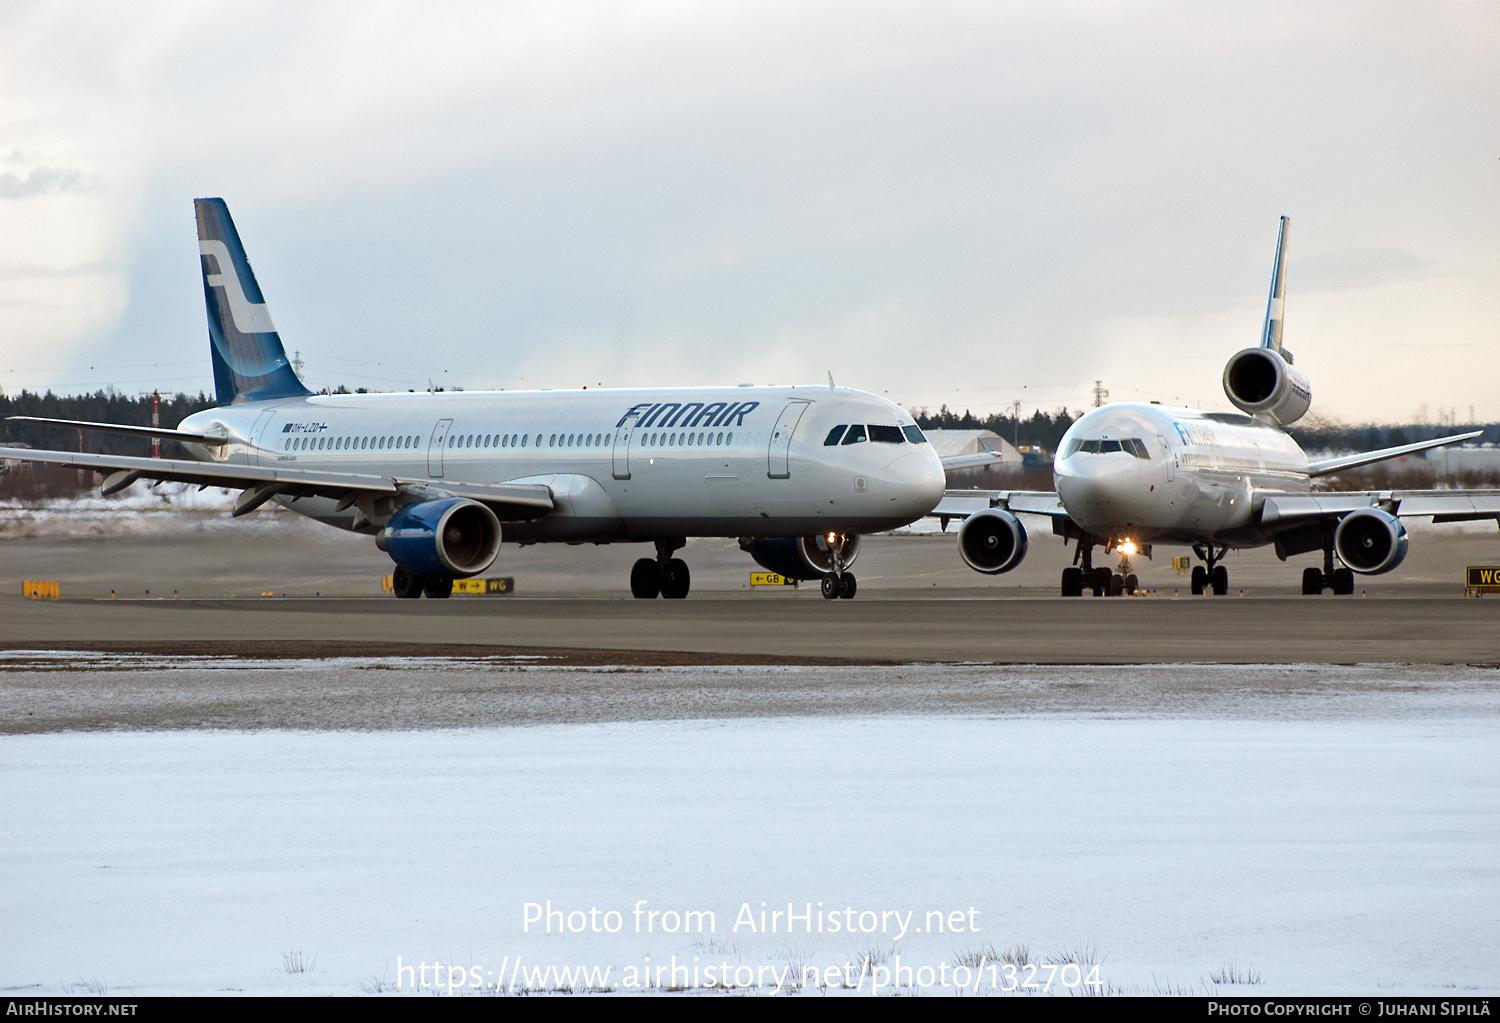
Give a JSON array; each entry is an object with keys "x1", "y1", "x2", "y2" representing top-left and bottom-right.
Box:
[
  {"x1": 2, "y1": 494, "x2": 1496, "y2": 664},
  {"x1": 3, "y1": 592, "x2": 1497, "y2": 664}
]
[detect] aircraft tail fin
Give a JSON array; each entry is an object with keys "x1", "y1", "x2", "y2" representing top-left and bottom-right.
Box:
[
  {"x1": 1259, "y1": 215, "x2": 1291, "y2": 356},
  {"x1": 194, "y1": 198, "x2": 312, "y2": 406}
]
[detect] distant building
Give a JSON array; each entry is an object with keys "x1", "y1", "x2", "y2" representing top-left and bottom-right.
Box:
[
  {"x1": 924, "y1": 429, "x2": 1033, "y2": 487},
  {"x1": 1426, "y1": 443, "x2": 1500, "y2": 475},
  {"x1": 924, "y1": 429, "x2": 1022, "y2": 465}
]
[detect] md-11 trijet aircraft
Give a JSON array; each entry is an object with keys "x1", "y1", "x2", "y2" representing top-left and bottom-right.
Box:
[
  {"x1": 933, "y1": 217, "x2": 1497, "y2": 596},
  {"x1": 3, "y1": 199, "x2": 945, "y2": 599}
]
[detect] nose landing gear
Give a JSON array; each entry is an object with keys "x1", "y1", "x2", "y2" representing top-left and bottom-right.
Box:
[
  {"x1": 819, "y1": 533, "x2": 858, "y2": 600},
  {"x1": 631, "y1": 538, "x2": 691, "y2": 599},
  {"x1": 1060, "y1": 534, "x2": 1142, "y2": 596}
]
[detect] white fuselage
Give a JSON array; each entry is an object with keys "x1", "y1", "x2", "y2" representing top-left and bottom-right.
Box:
[
  {"x1": 1053, "y1": 402, "x2": 1310, "y2": 548},
  {"x1": 178, "y1": 385, "x2": 946, "y2": 542}
]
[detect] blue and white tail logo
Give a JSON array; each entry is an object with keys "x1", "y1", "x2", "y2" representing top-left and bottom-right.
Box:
[{"x1": 195, "y1": 197, "x2": 311, "y2": 405}]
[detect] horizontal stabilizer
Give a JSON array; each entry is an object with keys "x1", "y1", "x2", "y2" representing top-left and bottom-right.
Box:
[
  {"x1": 6, "y1": 416, "x2": 229, "y2": 446},
  {"x1": 0, "y1": 445, "x2": 555, "y2": 520},
  {"x1": 1304, "y1": 431, "x2": 1482, "y2": 478}
]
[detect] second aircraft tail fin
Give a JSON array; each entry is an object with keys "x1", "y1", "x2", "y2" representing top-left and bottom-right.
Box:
[{"x1": 1259, "y1": 215, "x2": 1291, "y2": 356}]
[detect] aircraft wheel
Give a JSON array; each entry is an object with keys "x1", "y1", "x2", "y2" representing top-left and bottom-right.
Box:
[
  {"x1": 1125, "y1": 573, "x2": 1138, "y2": 595},
  {"x1": 630, "y1": 558, "x2": 661, "y2": 599},
  {"x1": 1331, "y1": 567, "x2": 1355, "y2": 595},
  {"x1": 1061, "y1": 567, "x2": 1082, "y2": 597},
  {"x1": 1211, "y1": 565, "x2": 1229, "y2": 596},
  {"x1": 838, "y1": 573, "x2": 857, "y2": 599},
  {"x1": 821, "y1": 574, "x2": 840, "y2": 600},
  {"x1": 392, "y1": 566, "x2": 425, "y2": 599},
  {"x1": 1301, "y1": 567, "x2": 1323, "y2": 595},
  {"x1": 1092, "y1": 567, "x2": 1111, "y2": 596},
  {"x1": 423, "y1": 576, "x2": 454, "y2": 599},
  {"x1": 1108, "y1": 573, "x2": 1124, "y2": 597},
  {"x1": 1190, "y1": 566, "x2": 1207, "y2": 596},
  {"x1": 660, "y1": 558, "x2": 691, "y2": 599}
]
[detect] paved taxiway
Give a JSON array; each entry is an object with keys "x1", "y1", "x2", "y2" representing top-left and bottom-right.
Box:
[
  {"x1": 3, "y1": 593, "x2": 1497, "y2": 664},
  {"x1": 2, "y1": 500, "x2": 1495, "y2": 663}
]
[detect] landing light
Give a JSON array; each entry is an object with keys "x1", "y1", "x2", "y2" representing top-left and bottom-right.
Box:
[{"x1": 1119, "y1": 540, "x2": 1137, "y2": 556}]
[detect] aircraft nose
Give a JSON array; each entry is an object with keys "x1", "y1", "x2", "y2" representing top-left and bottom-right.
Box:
[
  {"x1": 1055, "y1": 454, "x2": 1137, "y2": 527},
  {"x1": 885, "y1": 449, "x2": 946, "y2": 515}
]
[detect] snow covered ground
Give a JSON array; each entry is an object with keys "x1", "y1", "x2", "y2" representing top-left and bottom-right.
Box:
[{"x1": 3, "y1": 675, "x2": 1498, "y2": 996}]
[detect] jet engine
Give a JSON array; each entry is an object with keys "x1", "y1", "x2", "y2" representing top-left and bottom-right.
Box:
[
  {"x1": 1222, "y1": 347, "x2": 1311, "y2": 426},
  {"x1": 1333, "y1": 508, "x2": 1408, "y2": 575},
  {"x1": 381, "y1": 497, "x2": 502, "y2": 578},
  {"x1": 742, "y1": 534, "x2": 862, "y2": 580},
  {"x1": 957, "y1": 509, "x2": 1028, "y2": 574}
]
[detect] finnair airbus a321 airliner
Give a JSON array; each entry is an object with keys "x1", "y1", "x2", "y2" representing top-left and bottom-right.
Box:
[
  {"x1": 934, "y1": 217, "x2": 1497, "y2": 597},
  {"x1": 3, "y1": 199, "x2": 944, "y2": 599}
]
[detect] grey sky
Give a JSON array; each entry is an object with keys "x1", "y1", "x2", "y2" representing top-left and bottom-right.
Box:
[{"x1": 1, "y1": 0, "x2": 1496, "y2": 423}]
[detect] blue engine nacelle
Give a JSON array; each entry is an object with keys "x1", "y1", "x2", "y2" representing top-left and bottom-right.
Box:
[
  {"x1": 1334, "y1": 508, "x2": 1408, "y2": 575},
  {"x1": 743, "y1": 534, "x2": 862, "y2": 580},
  {"x1": 956, "y1": 509, "x2": 1028, "y2": 574},
  {"x1": 382, "y1": 497, "x2": 502, "y2": 578}
]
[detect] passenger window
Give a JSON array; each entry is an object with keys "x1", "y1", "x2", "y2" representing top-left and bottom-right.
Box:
[
  {"x1": 902, "y1": 426, "x2": 926, "y2": 444},
  {"x1": 842, "y1": 424, "x2": 867, "y2": 445},
  {"x1": 868, "y1": 425, "x2": 905, "y2": 444},
  {"x1": 824, "y1": 426, "x2": 847, "y2": 446}
]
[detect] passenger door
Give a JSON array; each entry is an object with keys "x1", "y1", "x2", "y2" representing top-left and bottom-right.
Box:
[
  {"x1": 428, "y1": 419, "x2": 452, "y2": 478},
  {"x1": 767, "y1": 400, "x2": 811, "y2": 479},
  {"x1": 611, "y1": 425, "x2": 632, "y2": 480}
]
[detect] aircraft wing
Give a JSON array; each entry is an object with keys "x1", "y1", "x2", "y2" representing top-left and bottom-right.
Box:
[
  {"x1": 929, "y1": 489, "x2": 1067, "y2": 529},
  {"x1": 938, "y1": 451, "x2": 1007, "y2": 471},
  {"x1": 937, "y1": 438, "x2": 1011, "y2": 472},
  {"x1": 0, "y1": 445, "x2": 555, "y2": 519},
  {"x1": 1258, "y1": 489, "x2": 1500, "y2": 527},
  {"x1": 1304, "y1": 431, "x2": 1482, "y2": 477}
]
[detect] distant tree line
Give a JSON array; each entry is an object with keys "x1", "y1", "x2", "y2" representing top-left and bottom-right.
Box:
[{"x1": 911, "y1": 406, "x2": 1077, "y2": 452}]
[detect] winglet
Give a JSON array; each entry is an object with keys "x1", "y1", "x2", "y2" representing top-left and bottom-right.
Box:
[{"x1": 1259, "y1": 216, "x2": 1290, "y2": 356}]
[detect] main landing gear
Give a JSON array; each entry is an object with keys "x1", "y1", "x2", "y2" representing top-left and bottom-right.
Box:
[
  {"x1": 631, "y1": 538, "x2": 691, "y2": 599},
  {"x1": 392, "y1": 565, "x2": 454, "y2": 599},
  {"x1": 1059, "y1": 535, "x2": 1138, "y2": 597},
  {"x1": 1190, "y1": 543, "x2": 1229, "y2": 596},
  {"x1": 819, "y1": 534, "x2": 858, "y2": 600},
  {"x1": 1301, "y1": 534, "x2": 1355, "y2": 595}
]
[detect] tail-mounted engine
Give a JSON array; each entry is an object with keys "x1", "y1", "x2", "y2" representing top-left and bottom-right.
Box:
[
  {"x1": 957, "y1": 509, "x2": 1028, "y2": 574},
  {"x1": 381, "y1": 497, "x2": 502, "y2": 578},
  {"x1": 1333, "y1": 509, "x2": 1408, "y2": 575},
  {"x1": 1222, "y1": 348, "x2": 1311, "y2": 426},
  {"x1": 742, "y1": 534, "x2": 862, "y2": 580}
]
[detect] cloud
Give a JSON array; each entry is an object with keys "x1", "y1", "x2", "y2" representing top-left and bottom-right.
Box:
[
  {"x1": 0, "y1": 1, "x2": 1497, "y2": 419},
  {"x1": 0, "y1": 166, "x2": 92, "y2": 200}
]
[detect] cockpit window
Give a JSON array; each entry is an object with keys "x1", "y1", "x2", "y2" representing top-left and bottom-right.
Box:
[
  {"x1": 868, "y1": 425, "x2": 905, "y2": 444},
  {"x1": 1065, "y1": 437, "x2": 1151, "y2": 459},
  {"x1": 902, "y1": 425, "x2": 927, "y2": 444},
  {"x1": 841, "y1": 424, "x2": 867, "y2": 445},
  {"x1": 824, "y1": 425, "x2": 848, "y2": 446}
]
